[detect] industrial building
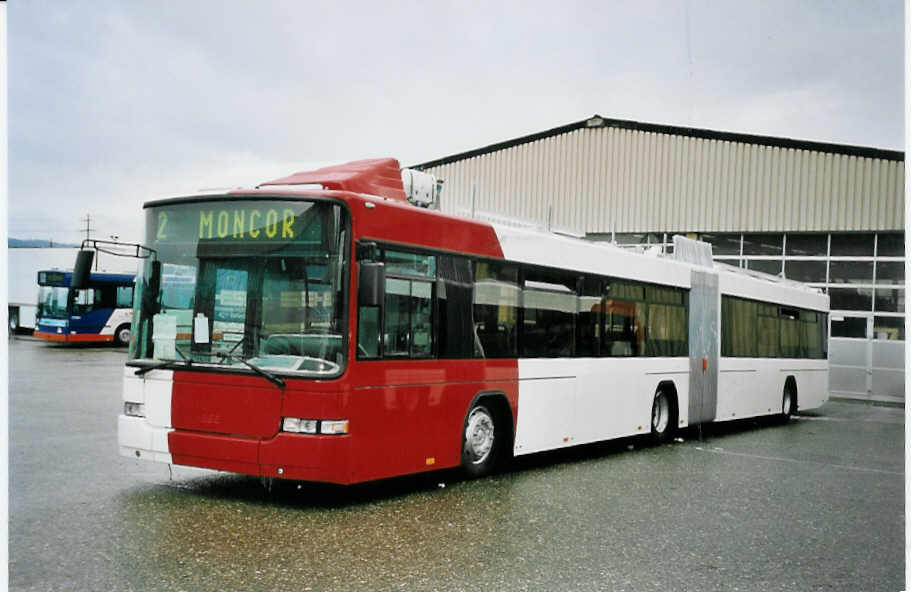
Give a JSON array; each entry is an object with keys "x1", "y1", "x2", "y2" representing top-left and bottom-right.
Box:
[{"x1": 414, "y1": 115, "x2": 905, "y2": 403}]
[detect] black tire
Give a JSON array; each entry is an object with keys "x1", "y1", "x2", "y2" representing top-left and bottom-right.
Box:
[
  {"x1": 650, "y1": 389, "x2": 676, "y2": 444},
  {"x1": 461, "y1": 401, "x2": 502, "y2": 478},
  {"x1": 114, "y1": 324, "x2": 132, "y2": 347},
  {"x1": 780, "y1": 384, "x2": 796, "y2": 422}
]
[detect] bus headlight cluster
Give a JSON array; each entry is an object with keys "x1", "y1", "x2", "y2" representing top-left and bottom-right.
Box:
[
  {"x1": 124, "y1": 402, "x2": 146, "y2": 418},
  {"x1": 282, "y1": 417, "x2": 349, "y2": 435}
]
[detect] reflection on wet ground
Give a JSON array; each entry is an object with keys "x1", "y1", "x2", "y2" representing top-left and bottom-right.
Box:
[{"x1": 9, "y1": 338, "x2": 904, "y2": 591}]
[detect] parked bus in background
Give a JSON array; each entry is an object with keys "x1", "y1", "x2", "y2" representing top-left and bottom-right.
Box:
[
  {"x1": 35, "y1": 270, "x2": 135, "y2": 345},
  {"x1": 116, "y1": 158, "x2": 828, "y2": 485}
]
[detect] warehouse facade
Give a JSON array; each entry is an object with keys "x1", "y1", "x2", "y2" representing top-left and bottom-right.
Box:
[{"x1": 414, "y1": 115, "x2": 905, "y2": 402}]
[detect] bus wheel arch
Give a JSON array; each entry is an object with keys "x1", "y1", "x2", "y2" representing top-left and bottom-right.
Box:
[
  {"x1": 651, "y1": 381, "x2": 679, "y2": 444},
  {"x1": 460, "y1": 391, "x2": 513, "y2": 478},
  {"x1": 114, "y1": 324, "x2": 132, "y2": 347},
  {"x1": 782, "y1": 376, "x2": 798, "y2": 420}
]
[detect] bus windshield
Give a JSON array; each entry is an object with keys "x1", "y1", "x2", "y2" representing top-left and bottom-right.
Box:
[
  {"x1": 37, "y1": 286, "x2": 69, "y2": 319},
  {"x1": 129, "y1": 198, "x2": 349, "y2": 377}
]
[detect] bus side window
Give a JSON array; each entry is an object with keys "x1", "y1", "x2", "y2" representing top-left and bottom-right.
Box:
[
  {"x1": 117, "y1": 286, "x2": 134, "y2": 308},
  {"x1": 602, "y1": 280, "x2": 645, "y2": 357},
  {"x1": 472, "y1": 262, "x2": 518, "y2": 358},
  {"x1": 72, "y1": 289, "x2": 98, "y2": 314}
]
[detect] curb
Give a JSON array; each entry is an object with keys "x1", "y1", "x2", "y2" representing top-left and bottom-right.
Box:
[{"x1": 829, "y1": 395, "x2": 904, "y2": 409}]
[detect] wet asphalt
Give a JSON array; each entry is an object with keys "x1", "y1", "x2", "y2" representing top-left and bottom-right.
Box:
[{"x1": 9, "y1": 337, "x2": 904, "y2": 591}]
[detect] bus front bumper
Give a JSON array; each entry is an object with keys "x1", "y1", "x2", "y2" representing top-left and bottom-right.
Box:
[
  {"x1": 35, "y1": 330, "x2": 114, "y2": 343},
  {"x1": 119, "y1": 415, "x2": 355, "y2": 484}
]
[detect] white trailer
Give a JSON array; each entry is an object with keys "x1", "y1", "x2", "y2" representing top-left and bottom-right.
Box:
[{"x1": 8, "y1": 247, "x2": 136, "y2": 332}]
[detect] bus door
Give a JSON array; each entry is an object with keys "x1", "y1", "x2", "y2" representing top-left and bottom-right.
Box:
[
  {"x1": 69, "y1": 285, "x2": 113, "y2": 335},
  {"x1": 688, "y1": 269, "x2": 719, "y2": 424}
]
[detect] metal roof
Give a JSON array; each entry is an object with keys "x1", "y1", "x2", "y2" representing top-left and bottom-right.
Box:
[{"x1": 412, "y1": 115, "x2": 904, "y2": 170}]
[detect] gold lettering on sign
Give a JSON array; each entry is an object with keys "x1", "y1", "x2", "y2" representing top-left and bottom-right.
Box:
[
  {"x1": 282, "y1": 209, "x2": 295, "y2": 238},
  {"x1": 217, "y1": 211, "x2": 229, "y2": 238},
  {"x1": 233, "y1": 210, "x2": 245, "y2": 238},
  {"x1": 265, "y1": 210, "x2": 278, "y2": 238},
  {"x1": 199, "y1": 211, "x2": 213, "y2": 239},
  {"x1": 249, "y1": 210, "x2": 261, "y2": 238}
]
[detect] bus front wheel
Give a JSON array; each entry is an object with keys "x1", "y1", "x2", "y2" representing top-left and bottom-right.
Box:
[
  {"x1": 461, "y1": 402, "x2": 500, "y2": 478},
  {"x1": 114, "y1": 324, "x2": 131, "y2": 347}
]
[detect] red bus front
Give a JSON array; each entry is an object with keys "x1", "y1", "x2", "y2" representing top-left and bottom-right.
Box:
[{"x1": 119, "y1": 176, "x2": 518, "y2": 484}]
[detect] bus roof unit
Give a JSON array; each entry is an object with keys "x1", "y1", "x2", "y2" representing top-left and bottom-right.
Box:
[{"x1": 258, "y1": 158, "x2": 408, "y2": 201}]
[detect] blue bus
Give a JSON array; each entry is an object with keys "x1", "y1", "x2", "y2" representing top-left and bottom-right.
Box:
[{"x1": 34, "y1": 270, "x2": 136, "y2": 345}]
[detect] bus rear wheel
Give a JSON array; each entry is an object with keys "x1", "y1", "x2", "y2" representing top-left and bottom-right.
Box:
[
  {"x1": 114, "y1": 324, "x2": 131, "y2": 347},
  {"x1": 781, "y1": 385, "x2": 796, "y2": 422},
  {"x1": 461, "y1": 402, "x2": 500, "y2": 478},
  {"x1": 650, "y1": 389, "x2": 676, "y2": 444}
]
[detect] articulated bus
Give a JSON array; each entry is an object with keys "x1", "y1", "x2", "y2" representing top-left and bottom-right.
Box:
[
  {"x1": 118, "y1": 158, "x2": 828, "y2": 485},
  {"x1": 35, "y1": 270, "x2": 136, "y2": 345}
]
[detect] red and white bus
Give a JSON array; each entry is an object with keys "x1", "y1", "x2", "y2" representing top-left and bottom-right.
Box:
[{"x1": 118, "y1": 158, "x2": 828, "y2": 484}]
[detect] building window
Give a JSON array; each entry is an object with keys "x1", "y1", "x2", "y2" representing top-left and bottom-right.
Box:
[
  {"x1": 786, "y1": 234, "x2": 828, "y2": 257},
  {"x1": 828, "y1": 287, "x2": 873, "y2": 311},
  {"x1": 829, "y1": 261, "x2": 873, "y2": 284},
  {"x1": 742, "y1": 233, "x2": 783, "y2": 256},
  {"x1": 831, "y1": 233, "x2": 875, "y2": 257},
  {"x1": 876, "y1": 233, "x2": 905, "y2": 257},
  {"x1": 746, "y1": 259, "x2": 782, "y2": 275},
  {"x1": 874, "y1": 288, "x2": 904, "y2": 313},
  {"x1": 876, "y1": 262, "x2": 904, "y2": 285},
  {"x1": 874, "y1": 316, "x2": 905, "y2": 340},
  {"x1": 784, "y1": 260, "x2": 827, "y2": 283},
  {"x1": 699, "y1": 233, "x2": 741, "y2": 256},
  {"x1": 831, "y1": 317, "x2": 867, "y2": 338}
]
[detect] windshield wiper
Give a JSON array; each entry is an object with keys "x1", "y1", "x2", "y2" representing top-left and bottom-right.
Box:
[
  {"x1": 134, "y1": 359, "x2": 191, "y2": 376},
  {"x1": 216, "y1": 352, "x2": 286, "y2": 389},
  {"x1": 133, "y1": 345, "x2": 193, "y2": 376}
]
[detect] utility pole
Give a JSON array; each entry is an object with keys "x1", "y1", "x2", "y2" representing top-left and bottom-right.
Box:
[
  {"x1": 80, "y1": 214, "x2": 95, "y2": 242},
  {"x1": 79, "y1": 214, "x2": 97, "y2": 270}
]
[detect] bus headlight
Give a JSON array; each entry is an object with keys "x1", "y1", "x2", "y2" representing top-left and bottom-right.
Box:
[
  {"x1": 124, "y1": 402, "x2": 145, "y2": 418},
  {"x1": 282, "y1": 417, "x2": 318, "y2": 434},
  {"x1": 281, "y1": 417, "x2": 348, "y2": 435}
]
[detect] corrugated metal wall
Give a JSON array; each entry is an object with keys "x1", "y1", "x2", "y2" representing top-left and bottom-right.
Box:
[{"x1": 423, "y1": 126, "x2": 904, "y2": 233}]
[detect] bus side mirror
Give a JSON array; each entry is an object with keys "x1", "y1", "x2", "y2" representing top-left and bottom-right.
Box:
[
  {"x1": 356, "y1": 240, "x2": 379, "y2": 262},
  {"x1": 358, "y1": 262, "x2": 385, "y2": 307},
  {"x1": 72, "y1": 250, "x2": 95, "y2": 289},
  {"x1": 141, "y1": 260, "x2": 162, "y2": 316}
]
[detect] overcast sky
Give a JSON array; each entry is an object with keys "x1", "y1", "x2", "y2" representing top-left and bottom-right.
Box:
[{"x1": 8, "y1": 0, "x2": 904, "y2": 244}]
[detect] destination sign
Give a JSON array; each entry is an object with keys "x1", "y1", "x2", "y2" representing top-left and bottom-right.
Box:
[
  {"x1": 149, "y1": 201, "x2": 329, "y2": 246},
  {"x1": 38, "y1": 271, "x2": 67, "y2": 285}
]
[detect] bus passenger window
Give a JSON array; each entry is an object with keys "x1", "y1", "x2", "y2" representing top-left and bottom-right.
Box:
[
  {"x1": 520, "y1": 269, "x2": 576, "y2": 358},
  {"x1": 116, "y1": 286, "x2": 134, "y2": 308},
  {"x1": 576, "y1": 277, "x2": 601, "y2": 357},
  {"x1": 472, "y1": 262, "x2": 518, "y2": 358},
  {"x1": 602, "y1": 299, "x2": 646, "y2": 356}
]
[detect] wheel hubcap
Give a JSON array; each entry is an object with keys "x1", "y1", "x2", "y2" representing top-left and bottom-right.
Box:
[
  {"x1": 118, "y1": 328, "x2": 131, "y2": 344},
  {"x1": 465, "y1": 408, "x2": 495, "y2": 465},
  {"x1": 652, "y1": 393, "x2": 669, "y2": 433},
  {"x1": 783, "y1": 391, "x2": 792, "y2": 415}
]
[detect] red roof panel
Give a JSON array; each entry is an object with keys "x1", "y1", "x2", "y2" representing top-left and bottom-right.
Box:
[{"x1": 259, "y1": 158, "x2": 407, "y2": 201}]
